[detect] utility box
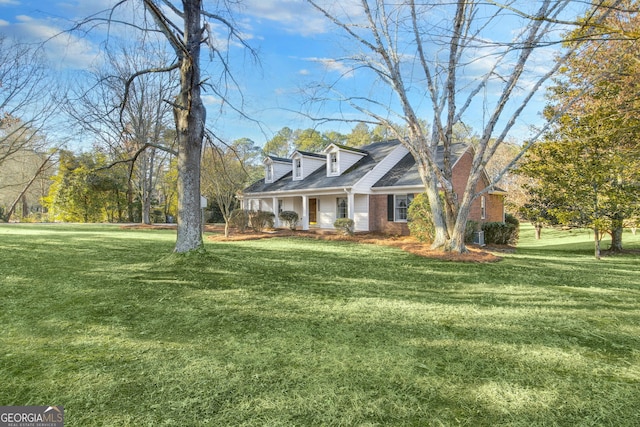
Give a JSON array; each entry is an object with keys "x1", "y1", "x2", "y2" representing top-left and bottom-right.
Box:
[{"x1": 473, "y1": 230, "x2": 485, "y2": 246}]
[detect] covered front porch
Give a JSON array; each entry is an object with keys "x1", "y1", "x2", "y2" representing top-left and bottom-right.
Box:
[{"x1": 240, "y1": 191, "x2": 370, "y2": 232}]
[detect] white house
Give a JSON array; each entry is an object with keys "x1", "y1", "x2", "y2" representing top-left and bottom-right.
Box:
[{"x1": 240, "y1": 140, "x2": 505, "y2": 234}]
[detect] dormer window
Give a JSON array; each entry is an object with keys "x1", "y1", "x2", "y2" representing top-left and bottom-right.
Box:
[
  {"x1": 294, "y1": 158, "x2": 302, "y2": 179},
  {"x1": 263, "y1": 156, "x2": 292, "y2": 183},
  {"x1": 329, "y1": 152, "x2": 338, "y2": 174},
  {"x1": 323, "y1": 143, "x2": 367, "y2": 177}
]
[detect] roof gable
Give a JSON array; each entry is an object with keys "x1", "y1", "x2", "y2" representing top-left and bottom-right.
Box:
[{"x1": 373, "y1": 143, "x2": 470, "y2": 188}]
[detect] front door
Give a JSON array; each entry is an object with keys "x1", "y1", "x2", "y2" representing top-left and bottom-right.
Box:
[{"x1": 309, "y1": 198, "x2": 317, "y2": 225}]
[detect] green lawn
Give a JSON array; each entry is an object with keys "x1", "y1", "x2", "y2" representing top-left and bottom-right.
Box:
[{"x1": 1, "y1": 223, "x2": 639, "y2": 426}]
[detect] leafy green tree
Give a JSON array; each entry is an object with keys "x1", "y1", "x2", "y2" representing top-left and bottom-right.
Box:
[
  {"x1": 156, "y1": 156, "x2": 178, "y2": 222},
  {"x1": 518, "y1": 129, "x2": 639, "y2": 258},
  {"x1": 519, "y1": 1, "x2": 640, "y2": 258},
  {"x1": 346, "y1": 123, "x2": 371, "y2": 147},
  {"x1": 294, "y1": 128, "x2": 327, "y2": 152},
  {"x1": 516, "y1": 189, "x2": 559, "y2": 240},
  {"x1": 44, "y1": 150, "x2": 128, "y2": 222},
  {"x1": 371, "y1": 124, "x2": 392, "y2": 142},
  {"x1": 263, "y1": 127, "x2": 295, "y2": 157},
  {"x1": 322, "y1": 130, "x2": 347, "y2": 146}
]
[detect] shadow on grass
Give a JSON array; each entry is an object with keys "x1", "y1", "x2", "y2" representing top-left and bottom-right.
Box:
[{"x1": 1, "y1": 224, "x2": 639, "y2": 425}]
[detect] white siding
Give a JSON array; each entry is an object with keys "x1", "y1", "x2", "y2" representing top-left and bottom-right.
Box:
[
  {"x1": 281, "y1": 198, "x2": 295, "y2": 212},
  {"x1": 354, "y1": 194, "x2": 369, "y2": 232},
  {"x1": 352, "y1": 144, "x2": 410, "y2": 193},
  {"x1": 302, "y1": 156, "x2": 326, "y2": 179},
  {"x1": 317, "y1": 195, "x2": 335, "y2": 228},
  {"x1": 261, "y1": 199, "x2": 273, "y2": 212},
  {"x1": 338, "y1": 150, "x2": 365, "y2": 174},
  {"x1": 272, "y1": 161, "x2": 292, "y2": 182},
  {"x1": 293, "y1": 198, "x2": 303, "y2": 216},
  {"x1": 247, "y1": 199, "x2": 261, "y2": 211}
]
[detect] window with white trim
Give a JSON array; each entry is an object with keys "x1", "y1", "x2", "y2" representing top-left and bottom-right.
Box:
[
  {"x1": 481, "y1": 196, "x2": 486, "y2": 220},
  {"x1": 294, "y1": 158, "x2": 302, "y2": 179},
  {"x1": 336, "y1": 197, "x2": 348, "y2": 219},
  {"x1": 395, "y1": 194, "x2": 414, "y2": 221},
  {"x1": 329, "y1": 152, "x2": 338, "y2": 174},
  {"x1": 265, "y1": 164, "x2": 273, "y2": 182}
]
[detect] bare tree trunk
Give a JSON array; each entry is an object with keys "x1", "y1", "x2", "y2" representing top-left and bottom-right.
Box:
[
  {"x1": 142, "y1": 150, "x2": 156, "y2": 225},
  {"x1": 127, "y1": 179, "x2": 135, "y2": 222},
  {"x1": 594, "y1": 227, "x2": 601, "y2": 260},
  {"x1": 173, "y1": 0, "x2": 204, "y2": 253},
  {"x1": 447, "y1": 202, "x2": 471, "y2": 252},
  {"x1": 535, "y1": 224, "x2": 542, "y2": 240},
  {"x1": 609, "y1": 220, "x2": 624, "y2": 252},
  {"x1": 416, "y1": 160, "x2": 447, "y2": 248}
]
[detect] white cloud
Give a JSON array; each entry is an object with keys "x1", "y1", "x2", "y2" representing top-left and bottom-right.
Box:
[
  {"x1": 241, "y1": 0, "x2": 355, "y2": 36},
  {"x1": 298, "y1": 68, "x2": 310, "y2": 75},
  {"x1": 304, "y1": 57, "x2": 355, "y2": 78},
  {"x1": 1, "y1": 14, "x2": 101, "y2": 70},
  {"x1": 202, "y1": 95, "x2": 223, "y2": 106},
  {"x1": 0, "y1": 0, "x2": 19, "y2": 5}
]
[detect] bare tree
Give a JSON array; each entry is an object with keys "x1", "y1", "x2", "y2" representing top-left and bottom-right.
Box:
[
  {"x1": 202, "y1": 137, "x2": 261, "y2": 237},
  {"x1": 64, "y1": 39, "x2": 177, "y2": 224},
  {"x1": 306, "y1": 0, "x2": 621, "y2": 252},
  {"x1": 1, "y1": 36, "x2": 57, "y2": 168},
  {"x1": 72, "y1": 0, "x2": 256, "y2": 252},
  {"x1": 2, "y1": 149, "x2": 57, "y2": 221},
  {"x1": 144, "y1": 0, "x2": 256, "y2": 251},
  {"x1": 0, "y1": 36, "x2": 61, "y2": 221}
]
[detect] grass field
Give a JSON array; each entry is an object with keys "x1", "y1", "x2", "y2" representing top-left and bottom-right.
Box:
[{"x1": 1, "y1": 223, "x2": 639, "y2": 426}]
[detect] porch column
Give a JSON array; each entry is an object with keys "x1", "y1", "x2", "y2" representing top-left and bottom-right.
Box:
[
  {"x1": 347, "y1": 192, "x2": 355, "y2": 221},
  {"x1": 272, "y1": 197, "x2": 279, "y2": 227},
  {"x1": 302, "y1": 195, "x2": 309, "y2": 230}
]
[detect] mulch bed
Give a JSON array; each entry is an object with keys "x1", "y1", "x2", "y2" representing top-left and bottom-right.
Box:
[
  {"x1": 121, "y1": 224, "x2": 503, "y2": 262},
  {"x1": 206, "y1": 227, "x2": 503, "y2": 263}
]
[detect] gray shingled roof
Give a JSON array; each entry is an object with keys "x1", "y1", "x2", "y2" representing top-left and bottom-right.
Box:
[
  {"x1": 294, "y1": 150, "x2": 326, "y2": 159},
  {"x1": 243, "y1": 140, "x2": 401, "y2": 194},
  {"x1": 244, "y1": 141, "x2": 472, "y2": 194},
  {"x1": 266, "y1": 155, "x2": 292, "y2": 163},
  {"x1": 373, "y1": 143, "x2": 469, "y2": 188}
]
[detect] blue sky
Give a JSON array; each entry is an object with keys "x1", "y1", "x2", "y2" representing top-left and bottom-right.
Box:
[{"x1": 0, "y1": 0, "x2": 574, "y2": 149}]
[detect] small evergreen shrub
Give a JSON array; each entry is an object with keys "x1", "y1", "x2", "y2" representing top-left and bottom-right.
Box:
[
  {"x1": 278, "y1": 210, "x2": 299, "y2": 230},
  {"x1": 407, "y1": 193, "x2": 434, "y2": 243},
  {"x1": 229, "y1": 209, "x2": 249, "y2": 233},
  {"x1": 249, "y1": 210, "x2": 275, "y2": 232},
  {"x1": 481, "y1": 221, "x2": 519, "y2": 245},
  {"x1": 334, "y1": 218, "x2": 355, "y2": 236}
]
